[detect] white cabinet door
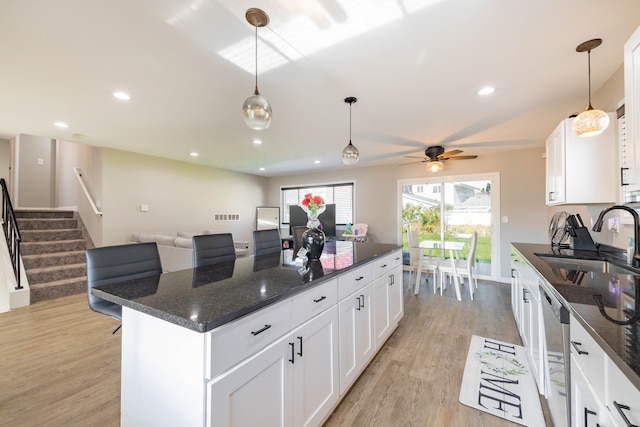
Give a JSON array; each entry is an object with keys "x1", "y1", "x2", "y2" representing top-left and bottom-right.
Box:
[
  {"x1": 207, "y1": 333, "x2": 294, "y2": 427},
  {"x1": 511, "y1": 263, "x2": 521, "y2": 326},
  {"x1": 338, "y1": 282, "x2": 374, "y2": 394},
  {"x1": 520, "y1": 282, "x2": 531, "y2": 348},
  {"x1": 545, "y1": 116, "x2": 616, "y2": 206},
  {"x1": 388, "y1": 265, "x2": 404, "y2": 326},
  {"x1": 546, "y1": 121, "x2": 565, "y2": 205},
  {"x1": 373, "y1": 274, "x2": 391, "y2": 348},
  {"x1": 606, "y1": 358, "x2": 640, "y2": 427},
  {"x1": 571, "y1": 355, "x2": 613, "y2": 427},
  {"x1": 625, "y1": 25, "x2": 640, "y2": 192},
  {"x1": 292, "y1": 306, "x2": 339, "y2": 427}
]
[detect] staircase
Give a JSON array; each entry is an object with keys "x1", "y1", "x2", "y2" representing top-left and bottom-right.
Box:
[{"x1": 16, "y1": 210, "x2": 89, "y2": 303}]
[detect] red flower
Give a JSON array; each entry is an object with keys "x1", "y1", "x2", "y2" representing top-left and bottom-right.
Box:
[
  {"x1": 313, "y1": 195, "x2": 324, "y2": 205},
  {"x1": 301, "y1": 198, "x2": 310, "y2": 206}
]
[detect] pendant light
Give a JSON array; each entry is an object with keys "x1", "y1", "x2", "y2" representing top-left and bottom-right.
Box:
[
  {"x1": 342, "y1": 97, "x2": 359, "y2": 165},
  {"x1": 572, "y1": 38, "x2": 609, "y2": 137},
  {"x1": 242, "y1": 8, "x2": 272, "y2": 130}
]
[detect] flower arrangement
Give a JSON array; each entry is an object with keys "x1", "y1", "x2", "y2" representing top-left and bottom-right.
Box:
[{"x1": 300, "y1": 193, "x2": 326, "y2": 228}]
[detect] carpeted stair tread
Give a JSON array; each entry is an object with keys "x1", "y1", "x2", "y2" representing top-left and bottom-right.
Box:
[
  {"x1": 21, "y1": 239, "x2": 87, "y2": 255},
  {"x1": 17, "y1": 218, "x2": 78, "y2": 230},
  {"x1": 22, "y1": 250, "x2": 86, "y2": 269},
  {"x1": 14, "y1": 210, "x2": 75, "y2": 219},
  {"x1": 26, "y1": 263, "x2": 87, "y2": 284},
  {"x1": 29, "y1": 277, "x2": 87, "y2": 303},
  {"x1": 21, "y1": 228, "x2": 83, "y2": 242}
]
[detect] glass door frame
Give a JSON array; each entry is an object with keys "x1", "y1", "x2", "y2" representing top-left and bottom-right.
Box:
[{"x1": 397, "y1": 172, "x2": 501, "y2": 281}]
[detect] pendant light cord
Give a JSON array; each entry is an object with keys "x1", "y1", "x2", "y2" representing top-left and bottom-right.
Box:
[
  {"x1": 349, "y1": 102, "x2": 352, "y2": 143},
  {"x1": 254, "y1": 24, "x2": 259, "y2": 94},
  {"x1": 587, "y1": 49, "x2": 593, "y2": 110}
]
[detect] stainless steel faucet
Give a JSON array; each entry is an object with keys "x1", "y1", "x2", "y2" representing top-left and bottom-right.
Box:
[{"x1": 592, "y1": 205, "x2": 640, "y2": 266}]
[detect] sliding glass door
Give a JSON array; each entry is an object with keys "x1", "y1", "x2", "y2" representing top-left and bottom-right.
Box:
[{"x1": 400, "y1": 173, "x2": 499, "y2": 280}]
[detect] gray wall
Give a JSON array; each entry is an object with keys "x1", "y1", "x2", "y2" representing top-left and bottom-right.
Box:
[
  {"x1": 266, "y1": 146, "x2": 547, "y2": 282},
  {"x1": 98, "y1": 148, "x2": 268, "y2": 247},
  {"x1": 0, "y1": 138, "x2": 10, "y2": 184}
]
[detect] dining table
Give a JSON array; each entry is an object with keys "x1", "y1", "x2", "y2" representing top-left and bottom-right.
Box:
[{"x1": 414, "y1": 239, "x2": 466, "y2": 300}]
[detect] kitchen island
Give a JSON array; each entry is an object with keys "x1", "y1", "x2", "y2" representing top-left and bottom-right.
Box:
[{"x1": 93, "y1": 241, "x2": 403, "y2": 427}]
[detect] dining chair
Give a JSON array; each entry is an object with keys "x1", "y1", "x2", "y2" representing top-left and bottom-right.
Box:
[
  {"x1": 412, "y1": 230, "x2": 443, "y2": 295},
  {"x1": 403, "y1": 227, "x2": 419, "y2": 283},
  {"x1": 86, "y1": 242, "x2": 163, "y2": 333},
  {"x1": 253, "y1": 229, "x2": 281, "y2": 256},
  {"x1": 438, "y1": 232, "x2": 478, "y2": 301},
  {"x1": 193, "y1": 233, "x2": 236, "y2": 268}
]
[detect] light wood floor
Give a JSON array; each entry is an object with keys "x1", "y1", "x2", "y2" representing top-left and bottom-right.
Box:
[{"x1": 0, "y1": 274, "x2": 550, "y2": 426}]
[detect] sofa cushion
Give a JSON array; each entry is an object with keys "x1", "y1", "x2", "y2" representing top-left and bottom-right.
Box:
[
  {"x1": 174, "y1": 237, "x2": 194, "y2": 248},
  {"x1": 177, "y1": 231, "x2": 210, "y2": 239},
  {"x1": 134, "y1": 232, "x2": 176, "y2": 247}
]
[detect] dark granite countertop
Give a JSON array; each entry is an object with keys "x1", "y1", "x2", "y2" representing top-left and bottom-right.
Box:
[
  {"x1": 511, "y1": 242, "x2": 640, "y2": 390},
  {"x1": 91, "y1": 241, "x2": 400, "y2": 333}
]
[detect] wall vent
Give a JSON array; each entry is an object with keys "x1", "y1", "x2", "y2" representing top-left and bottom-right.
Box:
[{"x1": 214, "y1": 213, "x2": 240, "y2": 221}]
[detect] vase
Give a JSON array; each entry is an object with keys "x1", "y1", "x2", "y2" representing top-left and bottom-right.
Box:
[
  {"x1": 302, "y1": 227, "x2": 325, "y2": 260},
  {"x1": 301, "y1": 204, "x2": 326, "y2": 260}
]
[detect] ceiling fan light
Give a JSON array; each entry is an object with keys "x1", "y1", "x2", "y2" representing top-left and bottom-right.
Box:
[
  {"x1": 342, "y1": 141, "x2": 359, "y2": 165},
  {"x1": 572, "y1": 108, "x2": 609, "y2": 137},
  {"x1": 427, "y1": 160, "x2": 443, "y2": 173},
  {"x1": 242, "y1": 90, "x2": 272, "y2": 130}
]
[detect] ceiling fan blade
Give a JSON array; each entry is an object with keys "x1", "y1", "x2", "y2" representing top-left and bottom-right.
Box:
[
  {"x1": 438, "y1": 149, "x2": 463, "y2": 159},
  {"x1": 447, "y1": 155, "x2": 478, "y2": 160},
  {"x1": 399, "y1": 160, "x2": 427, "y2": 166},
  {"x1": 403, "y1": 155, "x2": 426, "y2": 159}
]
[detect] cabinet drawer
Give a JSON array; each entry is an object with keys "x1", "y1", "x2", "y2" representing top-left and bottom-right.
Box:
[
  {"x1": 292, "y1": 278, "x2": 338, "y2": 325},
  {"x1": 606, "y1": 358, "x2": 640, "y2": 427},
  {"x1": 570, "y1": 317, "x2": 605, "y2": 402},
  {"x1": 205, "y1": 299, "x2": 293, "y2": 379},
  {"x1": 372, "y1": 250, "x2": 402, "y2": 278},
  {"x1": 337, "y1": 263, "x2": 373, "y2": 300}
]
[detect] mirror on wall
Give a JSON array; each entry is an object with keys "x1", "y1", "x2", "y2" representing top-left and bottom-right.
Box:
[{"x1": 256, "y1": 206, "x2": 280, "y2": 231}]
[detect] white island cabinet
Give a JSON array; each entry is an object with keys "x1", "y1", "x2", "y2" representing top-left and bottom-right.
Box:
[{"x1": 109, "y1": 244, "x2": 404, "y2": 427}]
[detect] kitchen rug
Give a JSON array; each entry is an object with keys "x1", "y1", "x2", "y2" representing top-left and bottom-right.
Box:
[{"x1": 459, "y1": 335, "x2": 545, "y2": 426}]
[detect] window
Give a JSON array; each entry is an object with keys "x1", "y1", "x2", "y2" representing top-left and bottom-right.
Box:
[
  {"x1": 282, "y1": 183, "x2": 354, "y2": 225},
  {"x1": 416, "y1": 185, "x2": 424, "y2": 193}
]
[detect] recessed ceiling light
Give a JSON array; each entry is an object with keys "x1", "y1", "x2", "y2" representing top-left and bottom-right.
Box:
[
  {"x1": 54, "y1": 122, "x2": 69, "y2": 128},
  {"x1": 314, "y1": 160, "x2": 321, "y2": 164},
  {"x1": 113, "y1": 91, "x2": 131, "y2": 100},
  {"x1": 190, "y1": 152, "x2": 199, "y2": 157},
  {"x1": 259, "y1": 167, "x2": 265, "y2": 171},
  {"x1": 478, "y1": 86, "x2": 495, "y2": 96},
  {"x1": 253, "y1": 139, "x2": 262, "y2": 145}
]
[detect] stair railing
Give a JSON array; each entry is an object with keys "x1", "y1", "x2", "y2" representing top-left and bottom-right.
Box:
[
  {"x1": 73, "y1": 167, "x2": 102, "y2": 216},
  {"x1": 1, "y1": 178, "x2": 22, "y2": 289}
]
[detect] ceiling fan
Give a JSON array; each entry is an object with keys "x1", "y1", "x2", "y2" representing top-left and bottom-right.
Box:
[{"x1": 401, "y1": 145, "x2": 478, "y2": 172}]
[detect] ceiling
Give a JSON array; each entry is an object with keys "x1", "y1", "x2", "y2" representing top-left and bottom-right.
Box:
[{"x1": 1, "y1": 0, "x2": 639, "y2": 177}]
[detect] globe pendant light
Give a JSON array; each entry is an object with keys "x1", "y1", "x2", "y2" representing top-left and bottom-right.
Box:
[
  {"x1": 427, "y1": 160, "x2": 443, "y2": 173},
  {"x1": 572, "y1": 38, "x2": 609, "y2": 137},
  {"x1": 242, "y1": 8, "x2": 272, "y2": 130},
  {"x1": 342, "y1": 97, "x2": 359, "y2": 165}
]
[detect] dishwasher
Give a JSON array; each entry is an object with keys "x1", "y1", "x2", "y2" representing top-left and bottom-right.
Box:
[{"x1": 541, "y1": 287, "x2": 571, "y2": 427}]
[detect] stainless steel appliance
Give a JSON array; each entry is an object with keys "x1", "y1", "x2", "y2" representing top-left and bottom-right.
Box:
[{"x1": 541, "y1": 287, "x2": 571, "y2": 427}]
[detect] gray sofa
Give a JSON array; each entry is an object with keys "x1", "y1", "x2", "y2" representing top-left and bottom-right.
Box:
[{"x1": 131, "y1": 231, "x2": 249, "y2": 272}]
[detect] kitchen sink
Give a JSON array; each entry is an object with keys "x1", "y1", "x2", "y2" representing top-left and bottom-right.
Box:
[{"x1": 535, "y1": 254, "x2": 637, "y2": 276}]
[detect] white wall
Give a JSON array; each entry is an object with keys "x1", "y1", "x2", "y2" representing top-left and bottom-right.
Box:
[
  {"x1": 98, "y1": 148, "x2": 268, "y2": 247},
  {"x1": 266, "y1": 146, "x2": 547, "y2": 281}
]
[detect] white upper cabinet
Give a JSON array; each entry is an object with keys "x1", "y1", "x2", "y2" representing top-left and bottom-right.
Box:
[
  {"x1": 624, "y1": 25, "x2": 640, "y2": 193},
  {"x1": 545, "y1": 114, "x2": 616, "y2": 206}
]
